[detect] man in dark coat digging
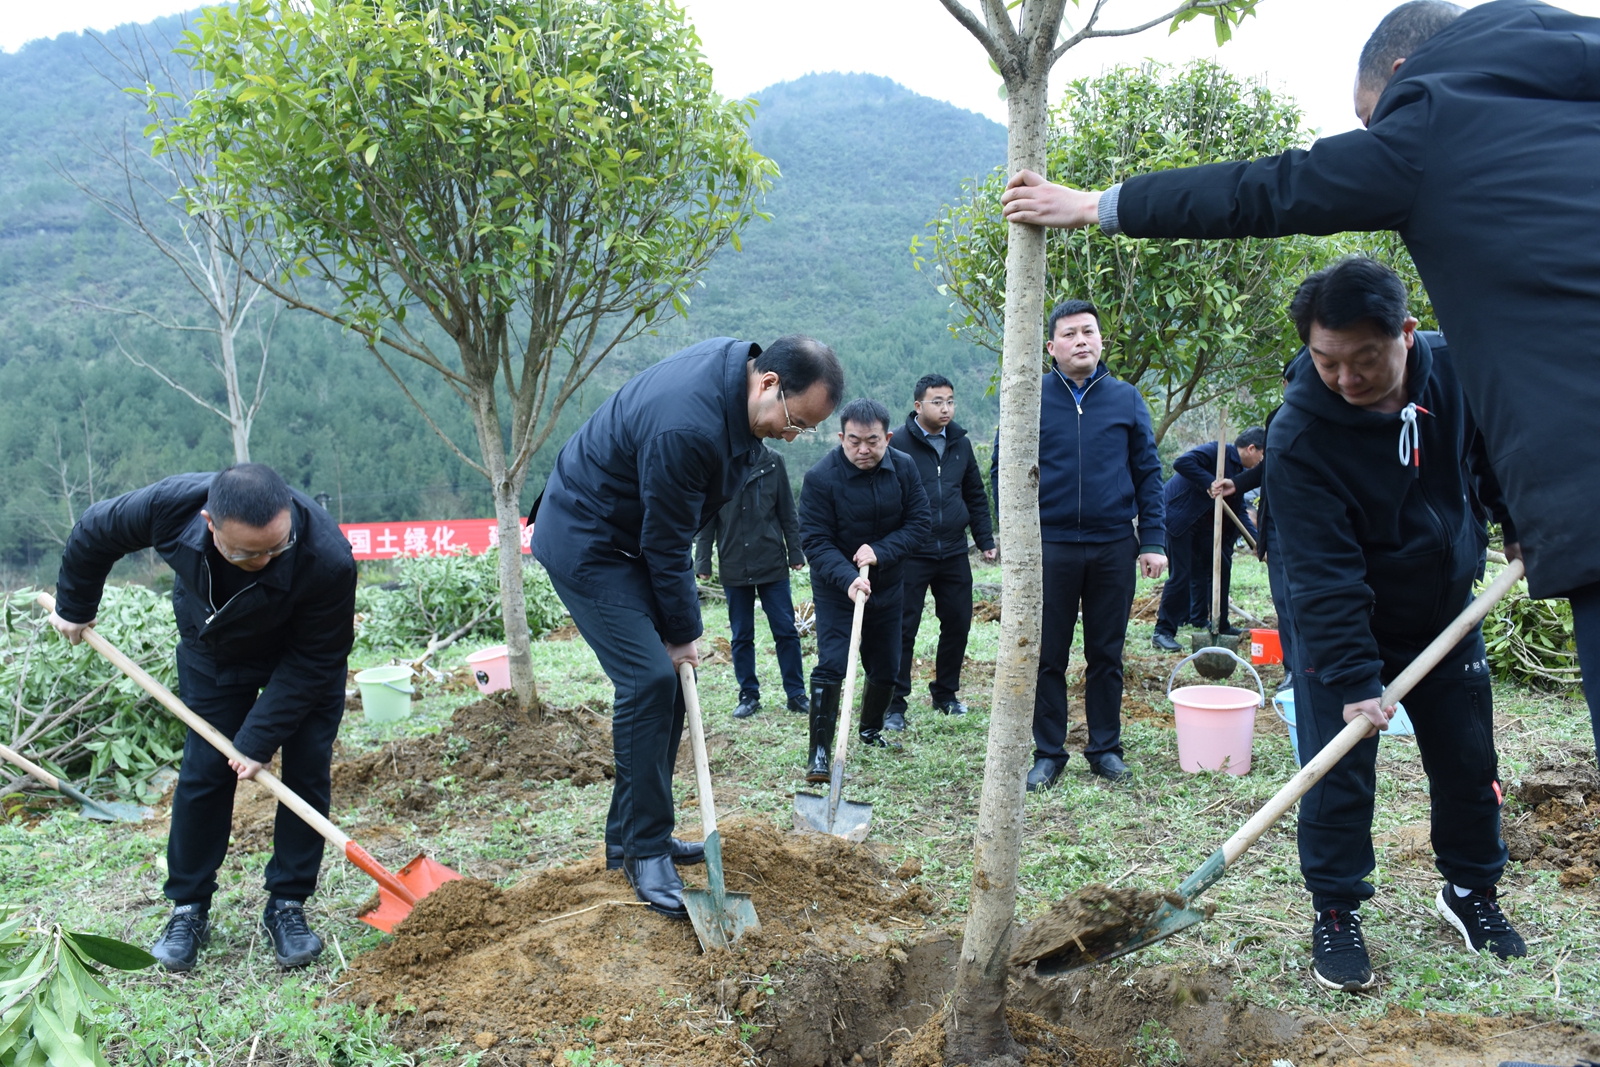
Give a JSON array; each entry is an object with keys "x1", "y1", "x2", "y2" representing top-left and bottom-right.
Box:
[
  {"x1": 531, "y1": 336, "x2": 843, "y2": 919},
  {"x1": 1001, "y1": 0, "x2": 1600, "y2": 757},
  {"x1": 49, "y1": 464, "x2": 356, "y2": 972}
]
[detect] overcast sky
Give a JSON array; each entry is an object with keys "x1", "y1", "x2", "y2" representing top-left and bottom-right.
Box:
[{"x1": 9, "y1": 0, "x2": 1600, "y2": 138}]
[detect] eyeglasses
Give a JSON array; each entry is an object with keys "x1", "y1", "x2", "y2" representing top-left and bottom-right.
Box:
[
  {"x1": 779, "y1": 388, "x2": 817, "y2": 435},
  {"x1": 218, "y1": 531, "x2": 296, "y2": 563},
  {"x1": 921, "y1": 398, "x2": 955, "y2": 409}
]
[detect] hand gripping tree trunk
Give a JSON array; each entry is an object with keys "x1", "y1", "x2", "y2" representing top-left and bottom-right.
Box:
[{"x1": 934, "y1": 1, "x2": 1261, "y2": 1060}]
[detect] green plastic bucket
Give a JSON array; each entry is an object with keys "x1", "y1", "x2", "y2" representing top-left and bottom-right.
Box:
[{"x1": 355, "y1": 666, "x2": 414, "y2": 723}]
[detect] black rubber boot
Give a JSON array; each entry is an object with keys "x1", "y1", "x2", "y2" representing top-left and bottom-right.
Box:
[
  {"x1": 806, "y1": 681, "x2": 840, "y2": 782},
  {"x1": 858, "y1": 680, "x2": 901, "y2": 749}
]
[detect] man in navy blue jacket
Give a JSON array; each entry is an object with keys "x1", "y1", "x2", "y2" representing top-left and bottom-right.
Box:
[
  {"x1": 50, "y1": 464, "x2": 355, "y2": 973},
  {"x1": 994, "y1": 301, "x2": 1167, "y2": 788},
  {"x1": 531, "y1": 336, "x2": 843, "y2": 919},
  {"x1": 799, "y1": 398, "x2": 932, "y2": 779},
  {"x1": 1152, "y1": 429, "x2": 1263, "y2": 651}
]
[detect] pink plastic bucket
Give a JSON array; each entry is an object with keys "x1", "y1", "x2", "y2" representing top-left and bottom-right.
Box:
[
  {"x1": 1168, "y1": 648, "x2": 1264, "y2": 776},
  {"x1": 465, "y1": 644, "x2": 511, "y2": 694}
]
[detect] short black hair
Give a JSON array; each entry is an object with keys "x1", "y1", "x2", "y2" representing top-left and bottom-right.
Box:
[
  {"x1": 207, "y1": 464, "x2": 292, "y2": 528},
  {"x1": 1288, "y1": 258, "x2": 1410, "y2": 344},
  {"x1": 754, "y1": 335, "x2": 845, "y2": 408},
  {"x1": 1235, "y1": 427, "x2": 1266, "y2": 452},
  {"x1": 837, "y1": 398, "x2": 891, "y2": 435},
  {"x1": 1358, "y1": 1, "x2": 1462, "y2": 90},
  {"x1": 914, "y1": 374, "x2": 953, "y2": 401},
  {"x1": 1047, "y1": 299, "x2": 1100, "y2": 340}
]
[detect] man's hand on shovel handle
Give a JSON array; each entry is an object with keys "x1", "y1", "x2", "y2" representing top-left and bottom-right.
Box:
[
  {"x1": 229, "y1": 757, "x2": 263, "y2": 781},
  {"x1": 1343, "y1": 698, "x2": 1393, "y2": 738},
  {"x1": 665, "y1": 640, "x2": 701, "y2": 668},
  {"x1": 48, "y1": 611, "x2": 94, "y2": 645}
]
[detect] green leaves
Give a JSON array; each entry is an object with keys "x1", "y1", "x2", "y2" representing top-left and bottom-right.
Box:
[
  {"x1": 0, "y1": 913, "x2": 152, "y2": 1067},
  {"x1": 59, "y1": 935, "x2": 157, "y2": 973}
]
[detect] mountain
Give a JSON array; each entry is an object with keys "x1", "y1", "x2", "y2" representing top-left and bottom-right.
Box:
[{"x1": 0, "y1": 21, "x2": 1005, "y2": 577}]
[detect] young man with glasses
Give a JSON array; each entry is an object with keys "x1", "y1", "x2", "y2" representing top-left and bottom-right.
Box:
[
  {"x1": 531, "y1": 335, "x2": 842, "y2": 920},
  {"x1": 49, "y1": 464, "x2": 357, "y2": 973},
  {"x1": 886, "y1": 374, "x2": 996, "y2": 729}
]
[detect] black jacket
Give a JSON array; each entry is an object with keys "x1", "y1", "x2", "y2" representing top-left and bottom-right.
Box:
[
  {"x1": 54, "y1": 473, "x2": 357, "y2": 763},
  {"x1": 992, "y1": 361, "x2": 1165, "y2": 550},
  {"x1": 1268, "y1": 332, "x2": 1511, "y2": 705},
  {"x1": 1112, "y1": 0, "x2": 1600, "y2": 598},
  {"x1": 799, "y1": 446, "x2": 933, "y2": 600},
  {"x1": 694, "y1": 446, "x2": 803, "y2": 587},
  {"x1": 530, "y1": 337, "x2": 764, "y2": 644},
  {"x1": 888, "y1": 416, "x2": 995, "y2": 560},
  {"x1": 1164, "y1": 442, "x2": 1262, "y2": 539}
]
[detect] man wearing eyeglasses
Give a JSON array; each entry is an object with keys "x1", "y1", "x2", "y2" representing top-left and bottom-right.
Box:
[
  {"x1": 48, "y1": 463, "x2": 356, "y2": 974},
  {"x1": 531, "y1": 335, "x2": 843, "y2": 920}
]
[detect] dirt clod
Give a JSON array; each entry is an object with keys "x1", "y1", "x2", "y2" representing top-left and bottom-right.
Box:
[
  {"x1": 1008, "y1": 885, "x2": 1184, "y2": 972},
  {"x1": 1504, "y1": 758, "x2": 1599, "y2": 883}
]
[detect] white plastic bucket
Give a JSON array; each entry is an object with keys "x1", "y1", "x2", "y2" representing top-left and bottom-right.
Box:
[
  {"x1": 355, "y1": 666, "x2": 414, "y2": 723},
  {"x1": 466, "y1": 644, "x2": 511, "y2": 694}
]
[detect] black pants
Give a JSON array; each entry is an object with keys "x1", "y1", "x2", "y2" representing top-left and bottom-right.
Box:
[
  {"x1": 724, "y1": 579, "x2": 806, "y2": 704},
  {"x1": 811, "y1": 585, "x2": 902, "y2": 690},
  {"x1": 1293, "y1": 629, "x2": 1506, "y2": 909},
  {"x1": 548, "y1": 573, "x2": 687, "y2": 860},
  {"x1": 1155, "y1": 519, "x2": 1235, "y2": 636},
  {"x1": 167, "y1": 653, "x2": 342, "y2": 905},
  {"x1": 1034, "y1": 535, "x2": 1138, "y2": 763},
  {"x1": 892, "y1": 554, "x2": 973, "y2": 713},
  {"x1": 1568, "y1": 578, "x2": 1600, "y2": 756}
]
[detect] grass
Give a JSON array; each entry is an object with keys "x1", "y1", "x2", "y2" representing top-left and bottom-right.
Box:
[{"x1": 4, "y1": 555, "x2": 1597, "y2": 1063}]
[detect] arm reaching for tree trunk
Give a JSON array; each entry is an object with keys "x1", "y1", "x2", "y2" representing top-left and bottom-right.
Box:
[{"x1": 1000, "y1": 170, "x2": 1102, "y2": 229}]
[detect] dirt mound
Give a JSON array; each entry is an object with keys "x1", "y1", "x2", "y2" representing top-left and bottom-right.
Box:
[
  {"x1": 342, "y1": 820, "x2": 952, "y2": 1066},
  {"x1": 889, "y1": 1007, "x2": 1120, "y2": 1067},
  {"x1": 1008, "y1": 885, "x2": 1186, "y2": 972},
  {"x1": 1505, "y1": 758, "x2": 1600, "y2": 887}
]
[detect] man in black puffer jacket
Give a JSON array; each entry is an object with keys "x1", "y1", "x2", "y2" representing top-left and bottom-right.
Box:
[
  {"x1": 799, "y1": 398, "x2": 932, "y2": 780},
  {"x1": 50, "y1": 465, "x2": 355, "y2": 973},
  {"x1": 1270, "y1": 259, "x2": 1523, "y2": 994},
  {"x1": 886, "y1": 374, "x2": 997, "y2": 728}
]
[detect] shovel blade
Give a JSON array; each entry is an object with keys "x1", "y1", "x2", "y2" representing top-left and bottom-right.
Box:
[
  {"x1": 79, "y1": 799, "x2": 153, "y2": 823},
  {"x1": 1032, "y1": 899, "x2": 1209, "y2": 975},
  {"x1": 683, "y1": 888, "x2": 760, "y2": 952},
  {"x1": 792, "y1": 790, "x2": 872, "y2": 842},
  {"x1": 358, "y1": 852, "x2": 463, "y2": 932},
  {"x1": 1189, "y1": 635, "x2": 1240, "y2": 680}
]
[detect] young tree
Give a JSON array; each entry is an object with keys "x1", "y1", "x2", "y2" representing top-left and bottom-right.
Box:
[
  {"x1": 930, "y1": 4, "x2": 1260, "y2": 1061},
  {"x1": 920, "y1": 61, "x2": 1319, "y2": 444},
  {"x1": 164, "y1": 0, "x2": 775, "y2": 706}
]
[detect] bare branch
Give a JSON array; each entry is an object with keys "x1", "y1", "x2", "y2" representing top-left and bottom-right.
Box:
[
  {"x1": 936, "y1": 0, "x2": 1011, "y2": 75},
  {"x1": 1055, "y1": 0, "x2": 1236, "y2": 62},
  {"x1": 111, "y1": 334, "x2": 232, "y2": 422},
  {"x1": 366, "y1": 345, "x2": 489, "y2": 478}
]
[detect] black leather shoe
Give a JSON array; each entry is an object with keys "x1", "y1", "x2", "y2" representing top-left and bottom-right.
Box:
[
  {"x1": 937, "y1": 699, "x2": 969, "y2": 716},
  {"x1": 1218, "y1": 624, "x2": 1244, "y2": 637},
  {"x1": 732, "y1": 695, "x2": 761, "y2": 720},
  {"x1": 261, "y1": 899, "x2": 323, "y2": 968},
  {"x1": 787, "y1": 694, "x2": 810, "y2": 715},
  {"x1": 606, "y1": 837, "x2": 706, "y2": 870},
  {"x1": 1025, "y1": 757, "x2": 1064, "y2": 792},
  {"x1": 1151, "y1": 631, "x2": 1182, "y2": 652},
  {"x1": 623, "y1": 855, "x2": 688, "y2": 920},
  {"x1": 858, "y1": 681, "x2": 902, "y2": 749},
  {"x1": 151, "y1": 903, "x2": 210, "y2": 973},
  {"x1": 1088, "y1": 753, "x2": 1132, "y2": 783},
  {"x1": 858, "y1": 728, "x2": 892, "y2": 748},
  {"x1": 884, "y1": 710, "x2": 907, "y2": 732}
]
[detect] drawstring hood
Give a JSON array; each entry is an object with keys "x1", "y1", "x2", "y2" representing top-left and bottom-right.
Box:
[{"x1": 1397, "y1": 402, "x2": 1432, "y2": 474}]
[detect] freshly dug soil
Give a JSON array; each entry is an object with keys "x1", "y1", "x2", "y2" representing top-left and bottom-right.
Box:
[
  {"x1": 888, "y1": 1006, "x2": 1120, "y2": 1067},
  {"x1": 1504, "y1": 758, "x2": 1600, "y2": 886},
  {"x1": 1007, "y1": 885, "x2": 1183, "y2": 972},
  {"x1": 342, "y1": 820, "x2": 956, "y2": 1066}
]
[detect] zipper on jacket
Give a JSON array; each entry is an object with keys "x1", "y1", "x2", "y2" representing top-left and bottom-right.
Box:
[
  {"x1": 202, "y1": 555, "x2": 260, "y2": 627},
  {"x1": 1055, "y1": 368, "x2": 1107, "y2": 534}
]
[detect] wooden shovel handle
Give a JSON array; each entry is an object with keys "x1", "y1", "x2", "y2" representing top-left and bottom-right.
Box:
[
  {"x1": 1212, "y1": 410, "x2": 1229, "y2": 632},
  {"x1": 0, "y1": 741, "x2": 62, "y2": 790},
  {"x1": 828, "y1": 564, "x2": 872, "y2": 815},
  {"x1": 679, "y1": 662, "x2": 718, "y2": 839}
]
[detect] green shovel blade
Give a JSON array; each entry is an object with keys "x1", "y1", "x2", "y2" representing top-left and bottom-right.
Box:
[{"x1": 682, "y1": 829, "x2": 759, "y2": 952}]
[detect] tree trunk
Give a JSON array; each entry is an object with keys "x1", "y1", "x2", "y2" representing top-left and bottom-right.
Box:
[
  {"x1": 469, "y1": 381, "x2": 538, "y2": 710},
  {"x1": 946, "y1": 69, "x2": 1051, "y2": 1066},
  {"x1": 217, "y1": 321, "x2": 251, "y2": 464}
]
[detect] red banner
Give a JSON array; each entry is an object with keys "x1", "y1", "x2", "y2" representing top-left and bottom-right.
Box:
[{"x1": 338, "y1": 517, "x2": 532, "y2": 560}]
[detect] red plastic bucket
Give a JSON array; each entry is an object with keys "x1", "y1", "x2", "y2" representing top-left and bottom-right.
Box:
[
  {"x1": 1248, "y1": 628, "x2": 1282, "y2": 665},
  {"x1": 1168, "y1": 648, "x2": 1264, "y2": 776}
]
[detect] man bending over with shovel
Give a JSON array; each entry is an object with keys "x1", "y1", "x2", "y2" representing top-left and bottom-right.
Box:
[
  {"x1": 48, "y1": 464, "x2": 356, "y2": 973},
  {"x1": 531, "y1": 336, "x2": 842, "y2": 920},
  {"x1": 798, "y1": 398, "x2": 932, "y2": 779},
  {"x1": 1271, "y1": 258, "x2": 1522, "y2": 992}
]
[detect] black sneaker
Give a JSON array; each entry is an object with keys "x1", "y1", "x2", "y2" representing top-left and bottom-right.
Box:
[
  {"x1": 151, "y1": 903, "x2": 211, "y2": 973},
  {"x1": 732, "y1": 695, "x2": 761, "y2": 720},
  {"x1": 1311, "y1": 907, "x2": 1377, "y2": 992},
  {"x1": 1436, "y1": 883, "x2": 1527, "y2": 959},
  {"x1": 261, "y1": 899, "x2": 324, "y2": 968}
]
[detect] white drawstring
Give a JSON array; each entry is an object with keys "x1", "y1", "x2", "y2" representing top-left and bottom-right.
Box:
[{"x1": 1398, "y1": 403, "x2": 1422, "y2": 468}]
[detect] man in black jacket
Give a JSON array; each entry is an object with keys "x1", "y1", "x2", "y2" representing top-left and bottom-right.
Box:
[
  {"x1": 995, "y1": 301, "x2": 1167, "y2": 789},
  {"x1": 49, "y1": 464, "x2": 356, "y2": 973},
  {"x1": 1001, "y1": 0, "x2": 1600, "y2": 756},
  {"x1": 886, "y1": 374, "x2": 997, "y2": 728},
  {"x1": 799, "y1": 398, "x2": 933, "y2": 779},
  {"x1": 531, "y1": 336, "x2": 842, "y2": 919},
  {"x1": 1271, "y1": 259, "x2": 1523, "y2": 992},
  {"x1": 694, "y1": 445, "x2": 808, "y2": 720},
  {"x1": 1152, "y1": 429, "x2": 1263, "y2": 652}
]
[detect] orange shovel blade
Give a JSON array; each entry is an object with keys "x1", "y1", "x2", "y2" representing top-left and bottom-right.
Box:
[{"x1": 356, "y1": 852, "x2": 463, "y2": 932}]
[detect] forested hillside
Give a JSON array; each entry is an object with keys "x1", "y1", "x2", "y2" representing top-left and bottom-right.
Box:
[{"x1": 0, "y1": 18, "x2": 1004, "y2": 578}]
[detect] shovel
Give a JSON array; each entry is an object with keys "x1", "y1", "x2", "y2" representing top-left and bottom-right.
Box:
[
  {"x1": 678, "y1": 662, "x2": 760, "y2": 951},
  {"x1": 36, "y1": 592, "x2": 460, "y2": 933},
  {"x1": 1192, "y1": 409, "x2": 1241, "y2": 680},
  {"x1": 1026, "y1": 558, "x2": 1526, "y2": 974},
  {"x1": 0, "y1": 741, "x2": 151, "y2": 822},
  {"x1": 794, "y1": 564, "x2": 874, "y2": 842}
]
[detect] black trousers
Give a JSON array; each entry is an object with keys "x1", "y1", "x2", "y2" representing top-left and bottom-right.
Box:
[
  {"x1": 1154, "y1": 519, "x2": 1236, "y2": 636},
  {"x1": 891, "y1": 553, "x2": 974, "y2": 712},
  {"x1": 548, "y1": 573, "x2": 687, "y2": 860},
  {"x1": 167, "y1": 653, "x2": 342, "y2": 905},
  {"x1": 811, "y1": 585, "x2": 902, "y2": 690},
  {"x1": 1293, "y1": 628, "x2": 1506, "y2": 909},
  {"x1": 1568, "y1": 578, "x2": 1600, "y2": 757},
  {"x1": 1034, "y1": 534, "x2": 1138, "y2": 763}
]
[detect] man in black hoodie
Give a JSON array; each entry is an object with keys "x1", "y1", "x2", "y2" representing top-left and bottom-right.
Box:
[
  {"x1": 1001, "y1": 0, "x2": 1600, "y2": 757},
  {"x1": 1270, "y1": 258, "x2": 1524, "y2": 993},
  {"x1": 799, "y1": 398, "x2": 932, "y2": 779},
  {"x1": 886, "y1": 374, "x2": 997, "y2": 729}
]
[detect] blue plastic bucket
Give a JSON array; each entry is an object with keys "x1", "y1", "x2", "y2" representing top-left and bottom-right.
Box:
[{"x1": 1273, "y1": 689, "x2": 1411, "y2": 767}]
